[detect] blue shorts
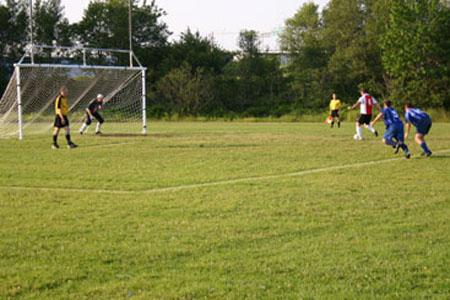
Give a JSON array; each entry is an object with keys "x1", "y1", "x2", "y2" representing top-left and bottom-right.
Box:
[
  {"x1": 384, "y1": 123, "x2": 404, "y2": 142},
  {"x1": 416, "y1": 117, "x2": 432, "y2": 135}
]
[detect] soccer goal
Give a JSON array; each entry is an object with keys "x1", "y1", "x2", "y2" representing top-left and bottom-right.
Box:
[{"x1": 0, "y1": 45, "x2": 147, "y2": 139}]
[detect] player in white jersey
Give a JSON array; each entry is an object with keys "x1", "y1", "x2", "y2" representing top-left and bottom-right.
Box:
[{"x1": 347, "y1": 89, "x2": 381, "y2": 140}]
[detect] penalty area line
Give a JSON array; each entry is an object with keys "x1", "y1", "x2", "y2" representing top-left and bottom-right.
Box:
[
  {"x1": 1, "y1": 149, "x2": 449, "y2": 195},
  {"x1": 142, "y1": 148, "x2": 450, "y2": 193}
]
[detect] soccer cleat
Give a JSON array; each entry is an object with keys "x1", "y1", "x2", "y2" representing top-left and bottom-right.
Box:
[
  {"x1": 421, "y1": 151, "x2": 432, "y2": 157},
  {"x1": 405, "y1": 152, "x2": 411, "y2": 159},
  {"x1": 67, "y1": 143, "x2": 78, "y2": 149},
  {"x1": 374, "y1": 130, "x2": 378, "y2": 137},
  {"x1": 394, "y1": 143, "x2": 401, "y2": 154},
  {"x1": 79, "y1": 131, "x2": 83, "y2": 135},
  {"x1": 95, "y1": 131, "x2": 102, "y2": 135},
  {"x1": 353, "y1": 134, "x2": 362, "y2": 140},
  {"x1": 52, "y1": 143, "x2": 59, "y2": 150}
]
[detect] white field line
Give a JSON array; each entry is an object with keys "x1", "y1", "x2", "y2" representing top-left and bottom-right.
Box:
[{"x1": 1, "y1": 149, "x2": 449, "y2": 195}]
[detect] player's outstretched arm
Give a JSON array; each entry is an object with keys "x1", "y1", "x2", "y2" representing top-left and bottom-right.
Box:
[
  {"x1": 375, "y1": 103, "x2": 382, "y2": 112},
  {"x1": 371, "y1": 112, "x2": 383, "y2": 127},
  {"x1": 347, "y1": 101, "x2": 361, "y2": 110}
]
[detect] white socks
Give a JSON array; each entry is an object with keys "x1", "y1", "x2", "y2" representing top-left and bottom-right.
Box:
[
  {"x1": 366, "y1": 125, "x2": 376, "y2": 133},
  {"x1": 356, "y1": 126, "x2": 363, "y2": 138},
  {"x1": 80, "y1": 123, "x2": 88, "y2": 133},
  {"x1": 80, "y1": 122, "x2": 102, "y2": 133}
]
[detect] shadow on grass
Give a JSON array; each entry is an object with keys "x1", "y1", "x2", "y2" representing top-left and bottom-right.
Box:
[
  {"x1": 98, "y1": 133, "x2": 180, "y2": 138},
  {"x1": 164, "y1": 144, "x2": 261, "y2": 149},
  {"x1": 98, "y1": 132, "x2": 227, "y2": 138},
  {"x1": 429, "y1": 155, "x2": 450, "y2": 159}
]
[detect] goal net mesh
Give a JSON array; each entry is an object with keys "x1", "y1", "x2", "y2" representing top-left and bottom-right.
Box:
[{"x1": 0, "y1": 65, "x2": 143, "y2": 138}]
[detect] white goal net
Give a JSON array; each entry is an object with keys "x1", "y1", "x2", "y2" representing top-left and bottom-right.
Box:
[{"x1": 0, "y1": 46, "x2": 147, "y2": 139}]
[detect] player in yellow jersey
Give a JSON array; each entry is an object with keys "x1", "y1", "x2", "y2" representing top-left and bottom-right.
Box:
[
  {"x1": 52, "y1": 87, "x2": 77, "y2": 149},
  {"x1": 329, "y1": 93, "x2": 341, "y2": 128}
]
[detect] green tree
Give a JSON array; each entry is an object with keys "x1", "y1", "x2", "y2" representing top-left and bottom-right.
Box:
[
  {"x1": 149, "y1": 30, "x2": 233, "y2": 117},
  {"x1": 238, "y1": 30, "x2": 261, "y2": 58},
  {"x1": 280, "y1": 2, "x2": 329, "y2": 109},
  {"x1": 0, "y1": 0, "x2": 29, "y2": 58},
  {"x1": 155, "y1": 63, "x2": 216, "y2": 117},
  {"x1": 0, "y1": 0, "x2": 29, "y2": 91},
  {"x1": 73, "y1": 0, "x2": 170, "y2": 93},
  {"x1": 75, "y1": 0, "x2": 169, "y2": 49},
  {"x1": 162, "y1": 29, "x2": 233, "y2": 75},
  {"x1": 382, "y1": 0, "x2": 450, "y2": 108},
  {"x1": 33, "y1": 0, "x2": 68, "y2": 46},
  {"x1": 321, "y1": 0, "x2": 389, "y2": 99},
  {"x1": 218, "y1": 30, "x2": 289, "y2": 116}
]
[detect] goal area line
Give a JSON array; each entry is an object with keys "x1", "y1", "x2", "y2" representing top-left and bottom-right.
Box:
[{"x1": 1, "y1": 149, "x2": 449, "y2": 195}]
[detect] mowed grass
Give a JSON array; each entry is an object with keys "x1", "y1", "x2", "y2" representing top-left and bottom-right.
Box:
[{"x1": 1, "y1": 122, "x2": 450, "y2": 299}]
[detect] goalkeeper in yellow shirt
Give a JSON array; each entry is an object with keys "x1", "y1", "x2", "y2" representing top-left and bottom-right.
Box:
[{"x1": 329, "y1": 93, "x2": 341, "y2": 128}]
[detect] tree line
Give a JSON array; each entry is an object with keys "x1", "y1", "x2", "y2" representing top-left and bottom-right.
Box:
[{"x1": 1, "y1": 0, "x2": 449, "y2": 118}]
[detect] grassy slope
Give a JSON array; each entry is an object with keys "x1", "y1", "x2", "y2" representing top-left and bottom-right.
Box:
[{"x1": 0, "y1": 122, "x2": 449, "y2": 299}]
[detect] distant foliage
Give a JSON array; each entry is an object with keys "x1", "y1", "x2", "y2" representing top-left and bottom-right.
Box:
[
  {"x1": 155, "y1": 63, "x2": 216, "y2": 117},
  {"x1": 382, "y1": 0, "x2": 450, "y2": 108},
  {"x1": 1, "y1": 0, "x2": 449, "y2": 117}
]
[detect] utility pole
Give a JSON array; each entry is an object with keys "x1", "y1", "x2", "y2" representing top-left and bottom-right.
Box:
[
  {"x1": 29, "y1": 0, "x2": 34, "y2": 64},
  {"x1": 129, "y1": 0, "x2": 133, "y2": 67}
]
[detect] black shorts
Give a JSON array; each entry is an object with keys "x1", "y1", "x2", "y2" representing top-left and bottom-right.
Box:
[
  {"x1": 357, "y1": 114, "x2": 372, "y2": 125},
  {"x1": 416, "y1": 117, "x2": 432, "y2": 135},
  {"x1": 331, "y1": 110, "x2": 340, "y2": 118},
  {"x1": 54, "y1": 115, "x2": 69, "y2": 128},
  {"x1": 85, "y1": 112, "x2": 104, "y2": 125}
]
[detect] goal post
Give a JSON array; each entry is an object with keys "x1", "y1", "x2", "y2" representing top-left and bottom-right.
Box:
[
  {"x1": 15, "y1": 65, "x2": 24, "y2": 140},
  {"x1": 141, "y1": 69, "x2": 147, "y2": 134},
  {"x1": 0, "y1": 45, "x2": 147, "y2": 139}
]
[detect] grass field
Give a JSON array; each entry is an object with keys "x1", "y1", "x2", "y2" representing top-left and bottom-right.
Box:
[{"x1": 1, "y1": 122, "x2": 450, "y2": 299}]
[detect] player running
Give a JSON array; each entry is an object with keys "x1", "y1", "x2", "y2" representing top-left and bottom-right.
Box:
[
  {"x1": 371, "y1": 100, "x2": 411, "y2": 159},
  {"x1": 347, "y1": 89, "x2": 381, "y2": 140},
  {"x1": 52, "y1": 87, "x2": 77, "y2": 149},
  {"x1": 329, "y1": 93, "x2": 341, "y2": 128},
  {"x1": 404, "y1": 102, "x2": 432, "y2": 157},
  {"x1": 79, "y1": 94, "x2": 105, "y2": 135}
]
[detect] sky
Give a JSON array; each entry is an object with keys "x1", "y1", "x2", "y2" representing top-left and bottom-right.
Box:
[{"x1": 61, "y1": 0, "x2": 330, "y2": 50}]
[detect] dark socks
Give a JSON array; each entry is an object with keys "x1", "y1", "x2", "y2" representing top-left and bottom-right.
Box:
[
  {"x1": 420, "y1": 142, "x2": 430, "y2": 153},
  {"x1": 400, "y1": 144, "x2": 409, "y2": 153},
  {"x1": 66, "y1": 134, "x2": 72, "y2": 144},
  {"x1": 331, "y1": 121, "x2": 334, "y2": 128},
  {"x1": 338, "y1": 122, "x2": 340, "y2": 128},
  {"x1": 53, "y1": 134, "x2": 58, "y2": 144}
]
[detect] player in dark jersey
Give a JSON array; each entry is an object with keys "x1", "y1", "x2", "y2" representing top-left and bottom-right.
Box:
[{"x1": 79, "y1": 94, "x2": 105, "y2": 135}]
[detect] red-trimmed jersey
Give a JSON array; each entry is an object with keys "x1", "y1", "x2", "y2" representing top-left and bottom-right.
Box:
[{"x1": 358, "y1": 93, "x2": 378, "y2": 115}]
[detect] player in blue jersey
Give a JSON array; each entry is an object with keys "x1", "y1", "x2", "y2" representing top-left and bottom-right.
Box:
[
  {"x1": 404, "y1": 102, "x2": 432, "y2": 156},
  {"x1": 371, "y1": 100, "x2": 411, "y2": 159}
]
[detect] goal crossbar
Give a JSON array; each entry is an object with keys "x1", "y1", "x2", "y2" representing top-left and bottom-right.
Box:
[
  {"x1": 15, "y1": 63, "x2": 146, "y2": 72},
  {"x1": 17, "y1": 44, "x2": 146, "y2": 69}
]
